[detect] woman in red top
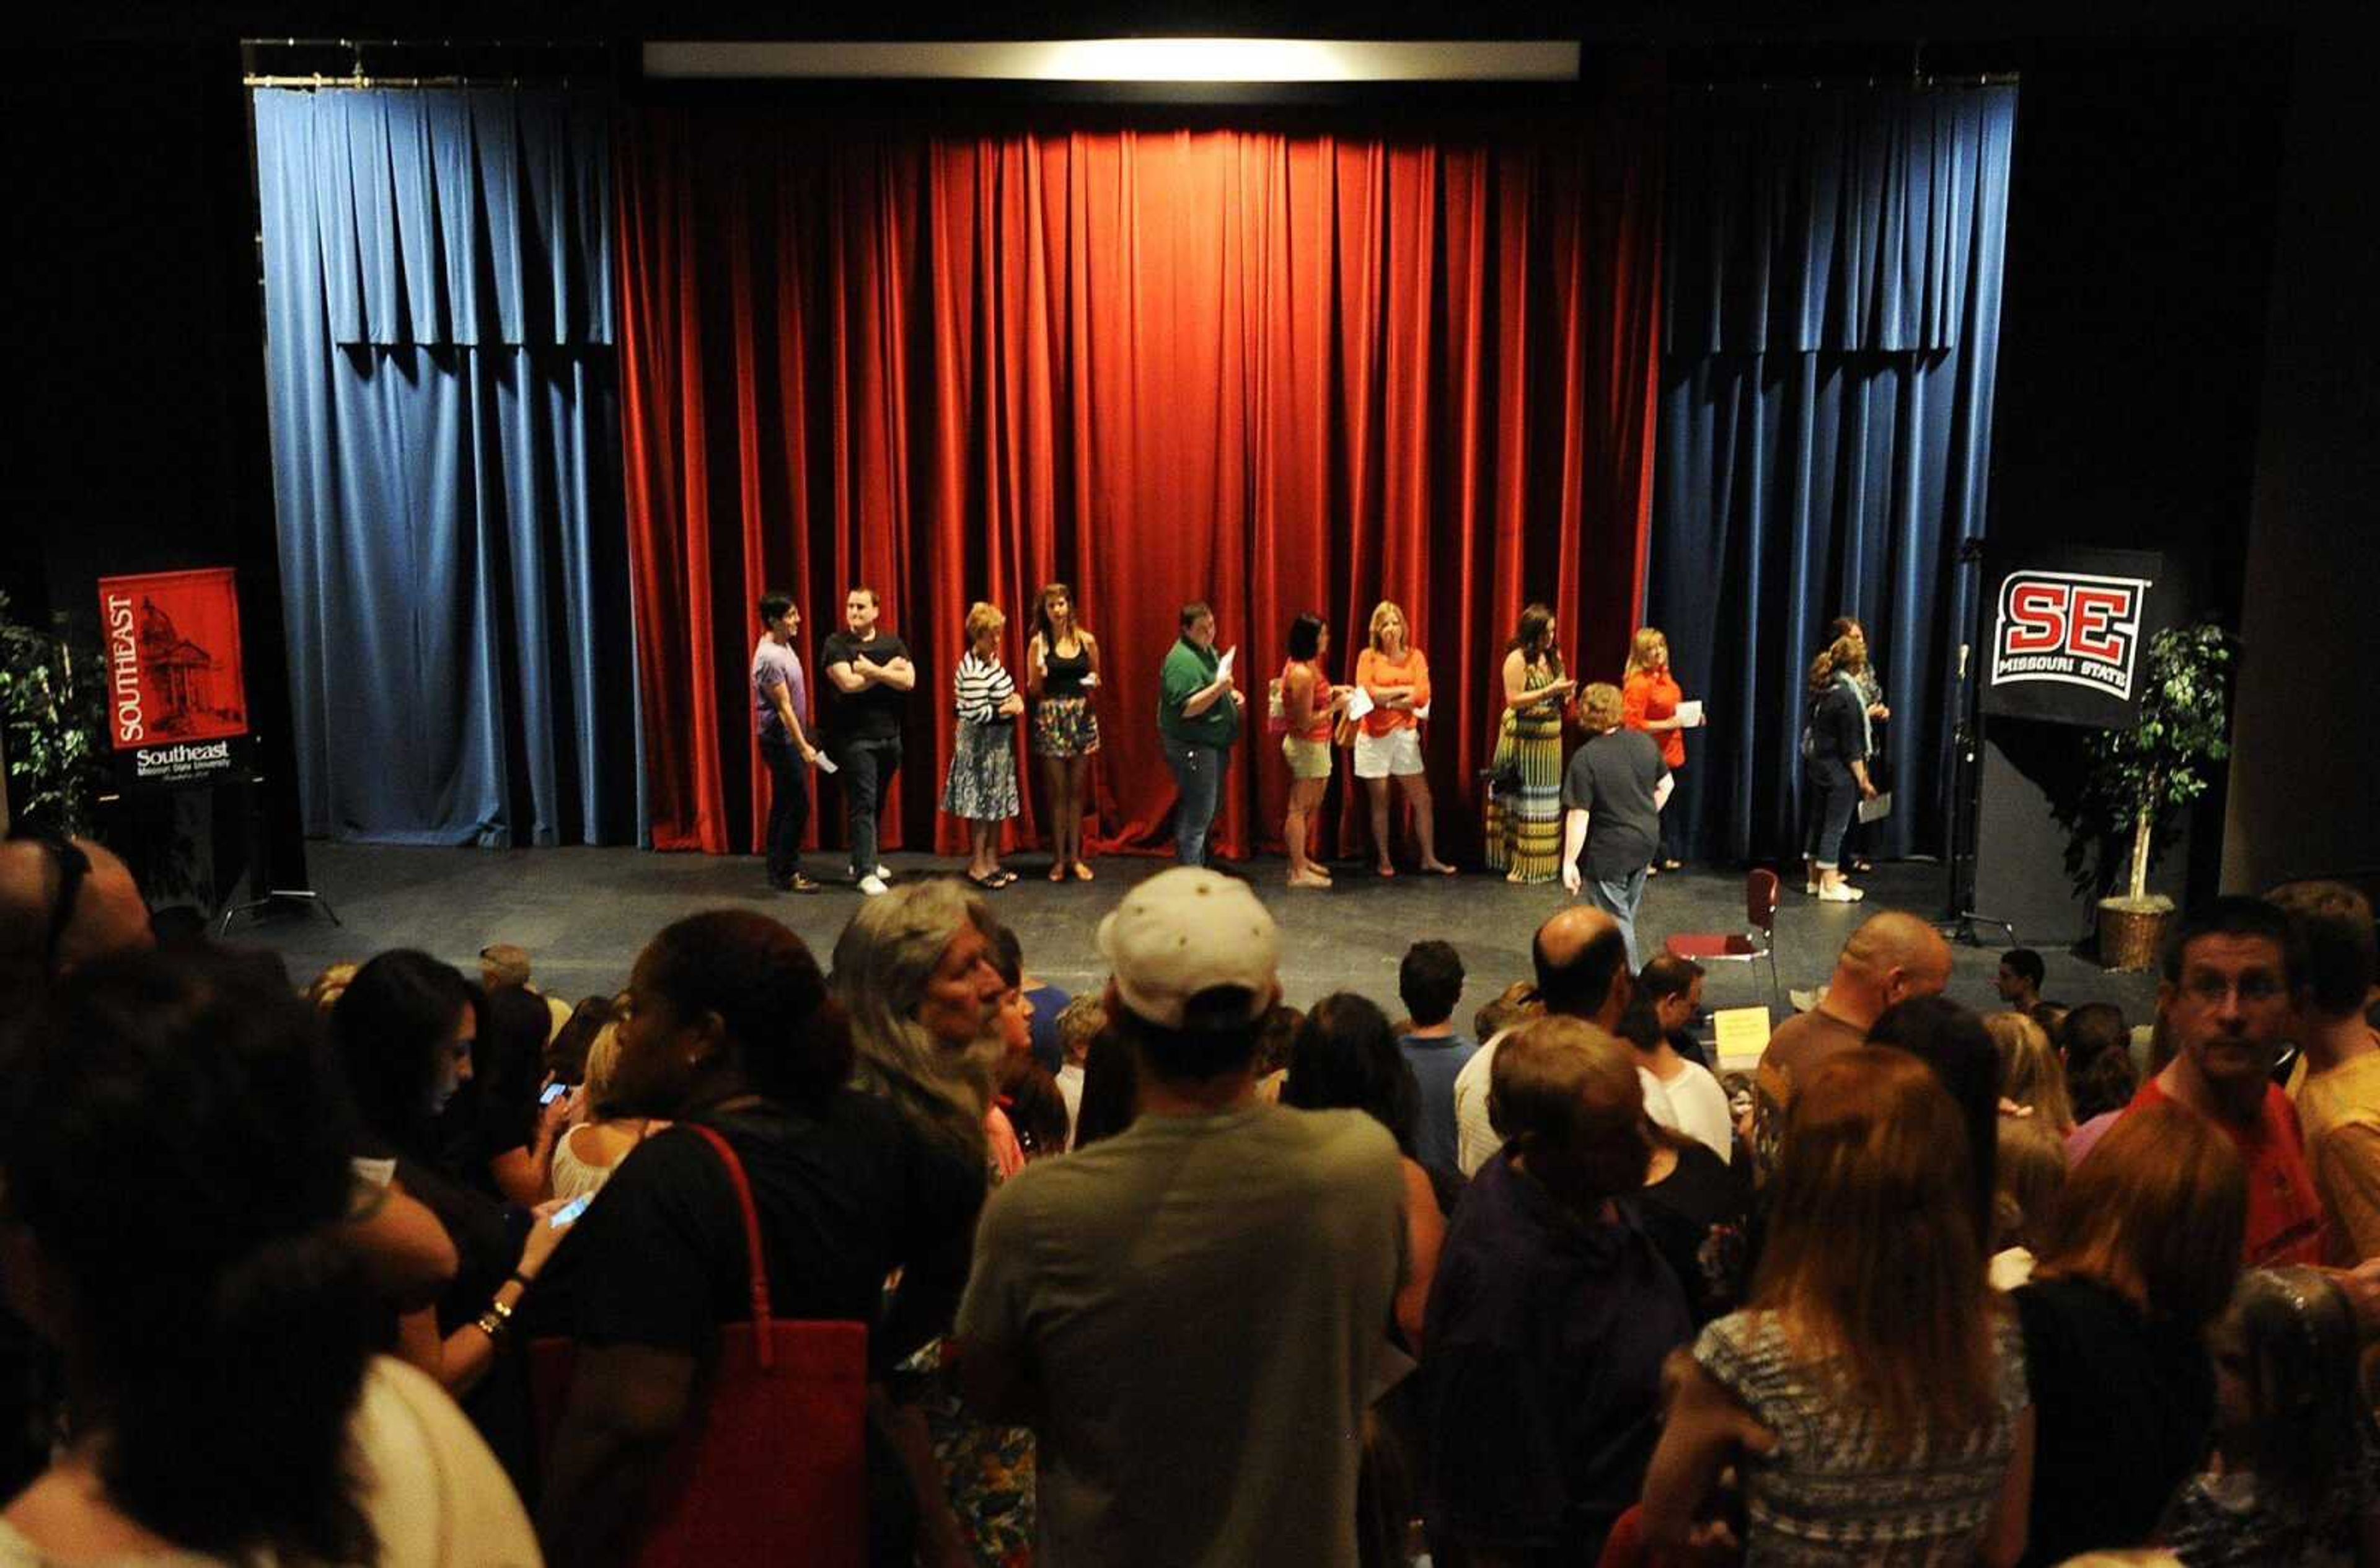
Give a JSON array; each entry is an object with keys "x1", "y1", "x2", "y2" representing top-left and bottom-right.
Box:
[
  {"x1": 1279, "y1": 612, "x2": 1351, "y2": 888},
  {"x1": 1621, "y1": 627, "x2": 1701, "y2": 872}
]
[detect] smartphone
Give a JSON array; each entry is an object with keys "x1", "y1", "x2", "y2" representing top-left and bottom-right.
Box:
[
  {"x1": 540, "y1": 1082, "x2": 570, "y2": 1106},
  {"x1": 549, "y1": 1194, "x2": 593, "y2": 1229}
]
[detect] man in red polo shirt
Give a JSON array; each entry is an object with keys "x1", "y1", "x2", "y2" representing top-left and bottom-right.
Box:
[{"x1": 2127, "y1": 896, "x2": 2322, "y2": 1267}]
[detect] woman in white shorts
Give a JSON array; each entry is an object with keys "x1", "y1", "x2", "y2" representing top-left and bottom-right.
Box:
[{"x1": 1354, "y1": 600, "x2": 1455, "y2": 876}]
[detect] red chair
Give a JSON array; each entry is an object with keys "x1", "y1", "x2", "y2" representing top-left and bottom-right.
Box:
[
  {"x1": 1664, "y1": 866, "x2": 1783, "y2": 1010},
  {"x1": 531, "y1": 1126, "x2": 869, "y2": 1567}
]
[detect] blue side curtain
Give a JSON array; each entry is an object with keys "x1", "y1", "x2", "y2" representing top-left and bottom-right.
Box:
[
  {"x1": 254, "y1": 89, "x2": 640, "y2": 847},
  {"x1": 1649, "y1": 85, "x2": 2016, "y2": 866}
]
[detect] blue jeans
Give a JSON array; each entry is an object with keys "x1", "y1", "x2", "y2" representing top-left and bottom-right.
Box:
[
  {"x1": 834, "y1": 736, "x2": 902, "y2": 876},
  {"x1": 1580, "y1": 863, "x2": 1649, "y2": 972},
  {"x1": 1163, "y1": 737, "x2": 1227, "y2": 865},
  {"x1": 1803, "y1": 755, "x2": 1859, "y2": 870},
  {"x1": 759, "y1": 736, "x2": 810, "y2": 882}
]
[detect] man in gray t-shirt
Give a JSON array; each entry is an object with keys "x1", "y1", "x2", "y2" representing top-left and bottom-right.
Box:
[{"x1": 951, "y1": 870, "x2": 1404, "y2": 1567}]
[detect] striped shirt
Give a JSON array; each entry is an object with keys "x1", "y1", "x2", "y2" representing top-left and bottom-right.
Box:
[{"x1": 954, "y1": 652, "x2": 1016, "y2": 723}]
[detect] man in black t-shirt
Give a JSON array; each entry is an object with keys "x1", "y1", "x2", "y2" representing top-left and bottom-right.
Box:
[
  {"x1": 1561, "y1": 682, "x2": 1672, "y2": 972},
  {"x1": 819, "y1": 586, "x2": 917, "y2": 896}
]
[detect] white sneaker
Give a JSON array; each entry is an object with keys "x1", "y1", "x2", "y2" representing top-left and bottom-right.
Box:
[
  {"x1": 875, "y1": 864, "x2": 893, "y2": 881},
  {"x1": 1817, "y1": 881, "x2": 1865, "y2": 902},
  {"x1": 858, "y1": 874, "x2": 889, "y2": 897}
]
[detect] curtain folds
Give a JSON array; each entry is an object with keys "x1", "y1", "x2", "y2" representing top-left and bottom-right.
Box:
[
  {"x1": 1649, "y1": 86, "x2": 2016, "y2": 866},
  {"x1": 615, "y1": 105, "x2": 1665, "y2": 860},
  {"x1": 255, "y1": 89, "x2": 638, "y2": 847}
]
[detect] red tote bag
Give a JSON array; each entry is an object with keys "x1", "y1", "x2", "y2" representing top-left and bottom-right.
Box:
[{"x1": 532, "y1": 1124, "x2": 869, "y2": 1567}]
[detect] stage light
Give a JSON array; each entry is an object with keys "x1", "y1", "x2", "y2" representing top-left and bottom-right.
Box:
[{"x1": 641, "y1": 38, "x2": 1579, "y2": 85}]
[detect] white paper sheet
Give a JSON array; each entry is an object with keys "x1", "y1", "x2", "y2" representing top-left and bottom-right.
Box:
[
  {"x1": 1216, "y1": 645, "x2": 1236, "y2": 682},
  {"x1": 813, "y1": 752, "x2": 840, "y2": 774},
  {"x1": 1342, "y1": 686, "x2": 1375, "y2": 722},
  {"x1": 1857, "y1": 789, "x2": 1892, "y2": 824},
  {"x1": 1676, "y1": 699, "x2": 1704, "y2": 728}
]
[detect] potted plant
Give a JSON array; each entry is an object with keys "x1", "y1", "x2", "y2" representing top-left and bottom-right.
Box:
[
  {"x1": 0, "y1": 592, "x2": 105, "y2": 838},
  {"x1": 2060, "y1": 620, "x2": 2235, "y2": 971}
]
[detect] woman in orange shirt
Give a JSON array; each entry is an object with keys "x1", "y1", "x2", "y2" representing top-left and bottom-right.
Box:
[
  {"x1": 1621, "y1": 627, "x2": 1703, "y2": 873},
  {"x1": 1354, "y1": 600, "x2": 1454, "y2": 877}
]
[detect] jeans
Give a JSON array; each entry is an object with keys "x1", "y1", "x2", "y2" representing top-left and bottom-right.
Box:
[
  {"x1": 835, "y1": 736, "x2": 902, "y2": 876},
  {"x1": 759, "y1": 736, "x2": 811, "y2": 882},
  {"x1": 1580, "y1": 863, "x2": 1649, "y2": 972},
  {"x1": 1163, "y1": 737, "x2": 1227, "y2": 866},
  {"x1": 1803, "y1": 755, "x2": 1859, "y2": 870}
]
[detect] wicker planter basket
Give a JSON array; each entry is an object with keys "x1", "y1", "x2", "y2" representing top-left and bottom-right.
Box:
[{"x1": 2097, "y1": 897, "x2": 2174, "y2": 973}]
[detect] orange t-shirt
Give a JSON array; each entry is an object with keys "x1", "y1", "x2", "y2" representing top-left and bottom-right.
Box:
[
  {"x1": 1623, "y1": 669, "x2": 1686, "y2": 768},
  {"x1": 1355, "y1": 646, "x2": 1431, "y2": 737}
]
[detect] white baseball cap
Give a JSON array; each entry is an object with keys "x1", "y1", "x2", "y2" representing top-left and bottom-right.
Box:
[{"x1": 1096, "y1": 868, "x2": 1280, "y2": 1030}]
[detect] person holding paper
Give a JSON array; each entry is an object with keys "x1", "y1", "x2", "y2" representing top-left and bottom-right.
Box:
[
  {"x1": 1157, "y1": 601, "x2": 1243, "y2": 866},
  {"x1": 1277, "y1": 612, "x2": 1352, "y2": 888},
  {"x1": 1800, "y1": 633, "x2": 1878, "y2": 902},
  {"x1": 751, "y1": 591, "x2": 822, "y2": 894},
  {"x1": 1561, "y1": 682, "x2": 1673, "y2": 971},
  {"x1": 1828, "y1": 616, "x2": 1890, "y2": 871},
  {"x1": 1486, "y1": 602, "x2": 1576, "y2": 884},
  {"x1": 1621, "y1": 627, "x2": 1702, "y2": 874},
  {"x1": 1354, "y1": 600, "x2": 1454, "y2": 877},
  {"x1": 1025, "y1": 581, "x2": 1102, "y2": 883}
]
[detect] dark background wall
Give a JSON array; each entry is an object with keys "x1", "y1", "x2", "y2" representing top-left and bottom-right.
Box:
[{"x1": 16, "y1": 8, "x2": 2365, "y2": 920}]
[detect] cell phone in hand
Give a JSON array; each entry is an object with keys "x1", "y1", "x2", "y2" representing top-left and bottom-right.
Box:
[
  {"x1": 549, "y1": 1194, "x2": 593, "y2": 1229},
  {"x1": 540, "y1": 1082, "x2": 571, "y2": 1106}
]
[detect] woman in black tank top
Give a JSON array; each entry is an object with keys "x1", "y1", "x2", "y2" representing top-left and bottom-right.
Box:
[{"x1": 1025, "y1": 583, "x2": 1103, "y2": 881}]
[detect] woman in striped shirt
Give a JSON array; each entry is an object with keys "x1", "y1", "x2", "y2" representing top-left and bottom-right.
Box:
[{"x1": 943, "y1": 601, "x2": 1027, "y2": 888}]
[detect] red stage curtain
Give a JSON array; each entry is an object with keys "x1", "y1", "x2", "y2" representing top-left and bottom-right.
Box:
[{"x1": 616, "y1": 103, "x2": 1663, "y2": 860}]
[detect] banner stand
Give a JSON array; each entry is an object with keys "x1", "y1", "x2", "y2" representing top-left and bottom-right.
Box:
[
  {"x1": 216, "y1": 760, "x2": 338, "y2": 936},
  {"x1": 1939, "y1": 538, "x2": 2022, "y2": 948}
]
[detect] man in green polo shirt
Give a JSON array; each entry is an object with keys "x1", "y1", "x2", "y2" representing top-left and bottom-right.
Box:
[{"x1": 1158, "y1": 601, "x2": 1244, "y2": 866}]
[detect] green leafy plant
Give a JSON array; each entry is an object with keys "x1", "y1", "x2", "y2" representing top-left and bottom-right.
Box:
[
  {"x1": 0, "y1": 592, "x2": 106, "y2": 838},
  {"x1": 2054, "y1": 619, "x2": 2234, "y2": 909}
]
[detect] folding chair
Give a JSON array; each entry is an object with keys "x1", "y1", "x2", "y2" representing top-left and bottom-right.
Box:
[{"x1": 1664, "y1": 866, "x2": 1783, "y2": 1010}]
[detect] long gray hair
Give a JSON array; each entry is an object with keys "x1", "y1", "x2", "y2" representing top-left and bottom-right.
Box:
[{"x1": 831, "y1": 878, "x2": 999, "y2": 1160}]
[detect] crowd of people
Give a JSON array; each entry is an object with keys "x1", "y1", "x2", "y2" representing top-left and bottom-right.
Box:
[{"x1": 3, "y1": 826, "x2": 2379, "y2": 1567}]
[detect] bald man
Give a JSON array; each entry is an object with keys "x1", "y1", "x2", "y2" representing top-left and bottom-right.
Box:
[
  {"x1": 1452, "y1": 905, "x2": 1683, "y2": 1174},
  {"x1": 0, "y1": 834, "x2": 152, "y2": 1011},
  {"x1": 1747, "y1": 910, "x2": 1952, "y2": 1182}
]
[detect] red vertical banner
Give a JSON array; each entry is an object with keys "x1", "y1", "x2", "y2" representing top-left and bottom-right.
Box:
[{"x1": 95, "y1": 567, "x2": 250, "y2": 788}]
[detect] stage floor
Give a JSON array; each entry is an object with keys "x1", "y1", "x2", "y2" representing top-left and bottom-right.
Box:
[{"x1": 235, "y1": 843, "x2": 2162, "y2": 1035}]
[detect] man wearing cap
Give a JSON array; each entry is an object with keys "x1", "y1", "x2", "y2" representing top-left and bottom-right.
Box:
[{"x1": 950, "y1": 868, "x2": 1405, "y2": 1567}]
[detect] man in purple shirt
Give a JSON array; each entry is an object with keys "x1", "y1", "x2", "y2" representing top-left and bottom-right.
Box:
[{"x1": 752, "y1": 592, "x2": 821, "y2": 892}]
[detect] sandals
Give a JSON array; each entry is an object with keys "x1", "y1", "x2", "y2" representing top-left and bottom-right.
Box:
[
  {"x1": 1072, "y1": 861, "x2": 1095, "y2": 882},
  {"x1": 968, "y1": 869, "x2": 1020, "y2": 891}
]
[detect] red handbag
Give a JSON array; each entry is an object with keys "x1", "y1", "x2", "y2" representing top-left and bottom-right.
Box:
[{"x1": 532, "y1": 1124, "x2": 870, "y2": 1567}]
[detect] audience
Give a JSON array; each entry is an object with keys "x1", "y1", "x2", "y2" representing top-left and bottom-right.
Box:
[
  {"x1": 1642, "y1": 1048, "x2": 2034, "y2": 1566},
  {"x1": 1282, "y1": 992, "x2": 1448, "y2": 1350},
  {"x1": 1997, "y1": 946, "x2": 2047, "y2": 1012},
  {"x1": 1423, "y1": 1016, "x2": 1692, "y2": 1564},
  {"x1": 529, "y1": 909, "x2": 984, "y2": 1568},
  {"x1": 0, "y1": 946, "x2": 535, "y2": 1565},
  {"x1": 548, "y1": 1015, "x2": 666, "y2": 1204},
  {"x1": 2123, "y1": 897, "x2": 2322, "y2": 1267},
  {"x1": 1395, "y1": 939, "x2": 1476, "y2": 1181},
  {"x1": 2061, "y1": 1002, "x2": 2139, "y2": 1160},
  {"x1": 1636, "y1": 953, "x2": 1712, "y2": 1069},
  {"x1": 2159, "y1": 1267, "x2": 2379, "y2": 1564},
  {"x1": 329, "y1": 949, "x2": 565, "y2": 1491},
  {"x1": 1749, "y1": 910, "x2": 1952, "y2": 1179},
  {"x1": 25, "y1": 835, "x2": 2373, "y2": 1568},
  {"x1": 1453, "y1": 907, "x2": 1659, "y2": 1176},
  {"x1": 2267, "y1": 879, "x2": 2380, "y2": 1264},
  {"x1": 1615, "y1": 987, "x2": 1732, "y2": 1163},
  {"x1": 1051, "y1": 992, "x2": 1104, "y2": 1147},
  {"x1": 1989, "y1": 1008, "x2": 2076, "y2": 1137},
  {"x1": 950, "y1": 868, "x2": 1404, "y2": 1566},
  {"x1": 2014, "y1": 1103, "x2": 2247, "y2": 1566}
]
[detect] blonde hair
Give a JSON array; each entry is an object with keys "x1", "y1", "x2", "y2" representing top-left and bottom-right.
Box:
[
  {"x1": 581, "y1": 1020, "x2": 624, "y2": 1111},
  {"x1": 304, "y1": 962, "x2": 358, "y2": 1013},
  {"x1": 1994, "y1": 1112, "x2": 2069, "y2": 1255},
  {"x1": 1987, "y1": 1010, "x2": 2074, "y2": 1134},
  {"x1": 1368, "y1": 601, "x2": 1411, "y2": 652},
  {"x1": 964, "y1": 602, "x2": 1005, "y2": 648},
  {"x1": 1624, "y1": 627, "x2": 1668, "y2": 679},
  {"x1": 1577, "y1": 682, "x2": 1624, "y2": 733}
]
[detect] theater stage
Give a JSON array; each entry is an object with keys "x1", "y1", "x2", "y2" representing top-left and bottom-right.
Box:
[{"x1": 236, "y1": 844, "x2": 2161, "y2": 1036}]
